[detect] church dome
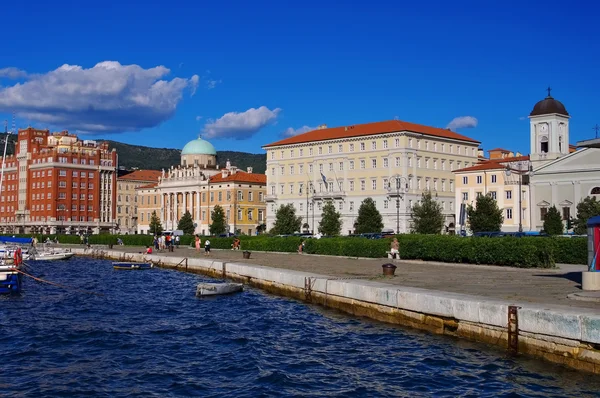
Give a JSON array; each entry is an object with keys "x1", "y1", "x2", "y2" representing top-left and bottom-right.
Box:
[
  {"x1": 181, "y1": 137, "x2": 217, "y2": 156},
  {"x1": 530, "y1": 91, "x2": 569, "y2": 117}
]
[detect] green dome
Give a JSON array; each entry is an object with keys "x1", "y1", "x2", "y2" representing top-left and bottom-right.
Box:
[{"x1": 181, "y1": 137, "x2": 217, "y2": 156}]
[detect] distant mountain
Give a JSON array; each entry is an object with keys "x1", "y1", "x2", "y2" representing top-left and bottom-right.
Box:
[
  {"x1": 101, "y1": 140, "x2": 267, "y2": 174},
  {"x1": 0, "y1": 134, "x2": 266, "y2": 174}
]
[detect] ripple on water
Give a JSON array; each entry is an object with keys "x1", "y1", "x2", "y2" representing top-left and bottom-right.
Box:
[{"x1": 1, "y1": 258, "x2": 600, "y2": 398}]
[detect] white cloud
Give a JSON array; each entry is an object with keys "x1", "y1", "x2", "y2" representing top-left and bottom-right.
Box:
[
  {"x1": 0, "y1": 61, "x2": 199, "y2": 133},
  {"x1": 206, "y1": 79, "x2": 222, "y2": 89},
  {"x1": 195, "y1": 115, "x2": 203, "y2": 121},
  {"x1": 203, "y1": 106, "x2": 281, "y2": 140},
  {"x1": 0, "y1": 67, "x2": 28, "y2": 79},
  {"x1": 282, "y1": 125, "x2": 317, "y2": 137},
  {"x1": 446, "y1": 116, "x2": 478, "y2": 130},
  {"x1": 519, "y1": 116, "x2": 527, "y2": 121}
]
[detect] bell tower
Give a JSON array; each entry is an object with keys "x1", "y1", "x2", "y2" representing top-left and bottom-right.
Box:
[{"x1": 529, "y1": 87, "x2": 570, "y2": 165}]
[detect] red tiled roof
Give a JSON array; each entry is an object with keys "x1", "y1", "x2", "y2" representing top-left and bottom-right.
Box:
[
  {"x1": 136, "y1": 182, "x2": 158, "y2": 189},
  {"x1": 487, "y1": 148, "x2": 512, "y2": 153},
  {"x1": 118, "y1": 170, "x2": 162, "y2": 182},
  {"x1": 210, "y1": 171, "x2": 266, "y2": 184},
  {"x1": 263, "y1": 119, "x2": 479, "y2": 147},
  {"x1": 454, "y1": 155, "x2": 530, "y2": 173}
]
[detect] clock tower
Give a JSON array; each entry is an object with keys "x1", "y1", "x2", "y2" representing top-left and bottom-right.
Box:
[{"x1": 529, "y1": 88, "x2": 570, "y2": 166}]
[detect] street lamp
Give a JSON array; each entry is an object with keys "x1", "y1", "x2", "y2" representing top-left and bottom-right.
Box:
[
  {"x1": 386, "y1": 174, "x2": 409, "y2": 234},
  {"x1": 504, "y1": 163, "x2": 527, "y2": 233}
]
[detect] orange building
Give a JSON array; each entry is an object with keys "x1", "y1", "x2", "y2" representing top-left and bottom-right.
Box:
[{"x1": 0, "y1": 128, "x2": 118, "y2": 235}]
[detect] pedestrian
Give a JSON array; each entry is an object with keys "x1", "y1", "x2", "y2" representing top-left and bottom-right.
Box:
[
  {"x1": 390, "y1": 238, "x2": 400, "y2": 260},
  {"x1": 298, "y1": 240, "x2": 305, "y2": 254},
  {"x1": 80, "y1": 234, "x2": 84, "y2": 245},
  {"x1": 195, "y1": 235, "x2": 201, "y2": 253},
  {"x1": 204, "y1": 238, "x2": 211, "y2": 256},
  {"x1": 175, "y1": 235, "x2": 180, "y2": 247}
]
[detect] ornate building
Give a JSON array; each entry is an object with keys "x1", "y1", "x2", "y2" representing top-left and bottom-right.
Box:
[
  {"x1": 262, "y1": 120, "x2": 481, "y2": 234},
  {"x1": 136, "y1": 136, "x2": 267, "y2": 235},
  {"x1": 116, "y1": 170, "x2": 161, "y2": 234},
  {"x1": 0, "y1": 128, "x2": 117, "y2": 234}
]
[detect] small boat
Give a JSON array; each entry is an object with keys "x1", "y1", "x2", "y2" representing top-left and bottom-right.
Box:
[
  {"x1": 113, "y1": 262, "x2": 153, "y2": 270},
  {"x1": 31, "y1": 250, "x2": 75, "y2": 261},
  {"x1": 196, "y1": 282, "x2": 244, "y2": 297},
  {"x1": 0, "y1": 264, "x2": 22, "y2": 294}
]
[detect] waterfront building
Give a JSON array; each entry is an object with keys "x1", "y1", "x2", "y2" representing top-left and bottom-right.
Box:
[
  {"x1": 0, "y1": 128, "x2": 118, "y2": 235},
  {"x1": 136, "y1": 136, "x2": 267, "y2": 236},
  {"x1": 135, "y1": 182, "x2": 161, "y2": 234},
  {"x1": 262, "y1": 120, "x2": 480, "y2": 234},
  {"x1": 454, "y1": 90, "x2": 600, "y2": 233},
  {"x1": 116, "y1": 170, "x2": 161, "y2": 234}
]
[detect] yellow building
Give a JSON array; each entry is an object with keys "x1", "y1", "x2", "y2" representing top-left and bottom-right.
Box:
[
  {"x1": 136, "y1": 136, "x2": 267, "y2": 236},
  {"x1": 453, "y1": 151, "x2": 531, "y2": 233},
  {"x1": 116, "y1": 170, "x2": 161, "y2": 234},
  {"x1": 262, "y1": 120, "x2": 480, "y2": 234},
  {"x1": 136, "y1": 182, "x2": 161, "y2": 234}
]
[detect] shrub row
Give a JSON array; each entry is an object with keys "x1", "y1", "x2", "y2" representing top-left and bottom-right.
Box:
[{"x1": 2, "y1": 234, "x2": 588, "y2": 268}]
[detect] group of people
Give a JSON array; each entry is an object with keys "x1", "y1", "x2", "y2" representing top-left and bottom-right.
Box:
[
  {"x1": 152, "y1": 234, "x2": 180, "y2": 251},
  {"x1": 194, "y1": 235, "x2": 211, "y2": 256},
  {"x1": 297, "y1": 237, "x2": 401, "y2": 258}
]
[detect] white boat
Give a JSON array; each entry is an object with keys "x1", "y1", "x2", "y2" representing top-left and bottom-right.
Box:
[
  {"x1": 196, "y1": 282, "x2": 244, "y2": 297},
  {"x1": 30, "y1": 248, "x2": 75, "y2": 261}
]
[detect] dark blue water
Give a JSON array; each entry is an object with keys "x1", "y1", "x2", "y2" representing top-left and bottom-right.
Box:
[{"x1": 1, "y1": 258, "x2": 599, "y2": 397}]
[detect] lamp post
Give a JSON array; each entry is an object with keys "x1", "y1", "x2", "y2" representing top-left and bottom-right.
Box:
[
  {"x1": 504, "y1": 163, "x2": 527, "y2": 233},
  {"x1": 386, "y1": 174, "x2": 409, "y2": 234}
]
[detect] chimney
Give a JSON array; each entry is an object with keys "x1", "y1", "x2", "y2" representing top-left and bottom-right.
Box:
[
  {"x1": 318, "y1": 124, "x2": 327, "y2": 130},
  {"x1": 344, "y1": 126, "x2": 348, "y2": 131},
  {"x1": 247, "y1": 166, "x2": 253, "y2": 173},
  {"x1": 226, "y1": 159, "x2": 231, "y2": 169},
  {"x1": 221, "y1": 169, "x2": 228, "y2": 178}
]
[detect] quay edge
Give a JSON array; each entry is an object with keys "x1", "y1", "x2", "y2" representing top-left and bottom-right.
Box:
[{"x1": 75, "y1": 248, "x2": 600, "y2": 374}]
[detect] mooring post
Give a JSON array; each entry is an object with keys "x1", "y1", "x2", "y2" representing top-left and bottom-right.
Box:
[
  {"x1": 222, "y1": 262, "x2": 227, "y2": 279},
  {"x1": 508, "y1": 305, "x2": 519, "y2": 354}
]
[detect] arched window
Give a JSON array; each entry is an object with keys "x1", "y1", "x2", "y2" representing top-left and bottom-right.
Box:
[
  {"x1": 591, "y1": 187, "x2": 600, "y2": 195},
  {"x1": 559, "y1": 136, "x2": 563, "y2": 153},
  {"x1": 540, "y1": 136, "x2": 549, "y2": 153}
]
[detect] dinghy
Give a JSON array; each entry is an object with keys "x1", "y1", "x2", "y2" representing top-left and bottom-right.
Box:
[
  {"x1": 196, "y1": 282, "x2": 243, "y2": 297},
  {"x1": 112, "y1": 262, "x2": 153, "y2": 270}
]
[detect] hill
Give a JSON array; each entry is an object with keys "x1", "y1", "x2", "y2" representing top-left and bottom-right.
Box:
[{"x1": 0, "y1": 134, "x2": 266, "y2": 174}]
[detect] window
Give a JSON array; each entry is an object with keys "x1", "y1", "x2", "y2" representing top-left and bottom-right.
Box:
[
  {"x1": 349, "y1": 201, "x2": 354, "y2": 211},
  {"x1": 384, "y1": 200, "x2": 389, "y2": 209},
  {"x1": 540, "y1": 207, "x2": 548, "y2": 220},
  {"x1": 371, "y1": 141, "x2": 376, "y2": 150},
  {"x1": 349, "y1": 181, "x2": 355, "y2": 191},
  {"x1": 490, "y1": 191, "x2": 497, "y2": 200},
  {"x1": 309, "y1": 148, "x2": 313, "y2": 156},
  {"x1": 395, "y1": 157, "x2": 400, "y2": 167},
  {"x1": 318, "y1": 147, "x2": 323, "y2": 155},
  {"x1": 309, "y1": 164, "x2": 313, "y2": 173},
  {"x1": 395, "y1": 138, "x2": 400, "y2": 148},
  {"x1": 372, "y1": 159, "x2": 377, "y2": 168},
  {"x1": 491, "y1": 175, "x2": 497, "y2": 183},
  {"x1": 81, "y1": 172, "x2": 86, "y2": 178},
  {"x1": 270, "y1": 152, "x2": 275, "y2": 160},
  {"x1": 476, "y1": 176, "x2": 482, "y2": 184},
  {"x1": 238, "y1": 209, "x2": 242, "y2": 220},
  {"x1": 360, "y1": 180, "x2": 365, "y2": 191},
  {"x1": 591, "y1": 187, "x2": 600, "y2": 195},
  {"x1": 462, "y1": 192, "x2": 468, "y2": 201},
  {"x1": 247, "y1": 209, "x2": 253, "y2": 221},
  {"x1": 506, "y1": 190, "x2": 512, "y2": 199},
  {"x1": 506, "y1": 208, "x2": 513, "y2": 219},
  {"x1": 299, "y1": 149, "x2": 303, "y2": 156},
  {"x1": 349, "y1": 144, "x2": 354, "y2": 152},
  {"x1": 338, "y1": 201, "x2": 343, "y2": 211},
  {"x1": 337, "y1": 161, "x2": 343, "y2": 171},
  {"x1": 372, "y1": 180, "x2": 377, "y2": 190},
  {"x1": 281, "y1": 150, "x2": 284, "y2": 159},
  {"x1": 329, "y1": 163, "x2": 333, "y2": 172},
  {"x1": 280, "y1": 166, "x2": 284, "y2": 175},
  {"x1": 383, "y1": 140, "x2": 388, "y2": 149},
  {"x1": 290, "y1": 184, "x2": 294, "y2": 194},
  {"x1": 462, "y1": 176, "x2": 468, "y2": 184},
  {"x1": 238, "y1": 190, "x2": 243, "y2": 201},
  {"x1": 328, "y1": 145, "x2": 332, "y2": 154},
  {"x1": 59, "y1": 170, "x2": 67, "y2": 176},
  {"x1": 328, "y1": 182, "x2": 333, "y2": 191},
  {"x1": 319, "y1": 164, "x2": 323, "y2": 172},
  {"x1": 299, "y1": 164, "x2": 304, "y2": 174},
  {"x1": 259, "y1": 192, "x2": 264, "y2": 202},
  {"x1": 59, "y1": 181, "x2": 66, "y2": 188},
  {"x1": 360, "y1": 160, "x2": 365, "y2": 169},
  {"x1": 360, "y1": 143, "x2": 365, "y2": 151},
  {"x1": 290, "y1": 166, "x2": 294, "y2": 175},
  {"x1": 383, "y1": 158, "x2": 388, "y2": 168},
  {"x1": 271, "y1": 168, "x2": 275, "y2": 176},
  {"x1": 249, "y1": 191, "x2": 253, "y2": 202},
  {"x1": 338, "y1": 144, "x2": 343, "y2": 153},
  {"x1": 290, "y1": 149, "x2": 295, "y2": 158},
  {"x1": 562, "y1": 207, "x2": 571, "y2": 220}
]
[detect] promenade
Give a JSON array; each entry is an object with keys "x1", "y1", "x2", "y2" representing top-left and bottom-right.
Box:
[{"x1": 82, "y1": 244, "x2": 595, "y2": 310}]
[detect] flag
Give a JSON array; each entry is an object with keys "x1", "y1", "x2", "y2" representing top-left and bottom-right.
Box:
[{"x1": 321, "y1": 172, "x2": 328, "y2": 190}]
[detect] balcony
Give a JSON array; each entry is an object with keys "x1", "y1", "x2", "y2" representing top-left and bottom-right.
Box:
[
  {"x1": 265, "y1": 194, "x2": 277, "y2": 202},
  {"x1": 313, "y1": 191, "x2": 346, "y2": 200}
]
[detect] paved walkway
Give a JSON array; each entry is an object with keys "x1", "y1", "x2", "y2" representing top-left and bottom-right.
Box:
[{"x1": 75, "y1": 244, "x2": 596, "y2": 310}]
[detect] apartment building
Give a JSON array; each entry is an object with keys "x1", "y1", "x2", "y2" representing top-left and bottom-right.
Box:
[
  {"x1": 116, "y1": 169, "x2": 161, "y2": 234},
  {"x1": 262, "y1": 120, "x2": 480, "y2": 234},
  {"x1": 0, "y1": 128, "x2": 117, "y2": 234},
  {"x1": 453, "y1": 153, "x2": 531, "y2": 233},
  {"x1": 135, "y1": 182, "x2": 161, "y2": 235}
]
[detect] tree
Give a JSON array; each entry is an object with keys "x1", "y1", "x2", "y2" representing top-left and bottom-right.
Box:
[
  {"x1": 209, "y1": 205, "x2": 227, "y2": 235},
  {"x1": 411, "y1": 191, "x2": 444, "y2": 234},
  {"x1": 149, "y1": 211, "x2": 163, "y2": 235},
  {"x1": 573, "y1": 196, "x2": 600, "y2": 235},
  {"x1": 543, "y1": 205, "x2": 563, "y2": 235},
  {"x1": 354, "y1": 198, "x2": 383, "y2": 234},
  {"x1": 318, "y1": 200, "x2": 342, "y2": 236},
  {"x1": 177, "y1": 210, "x2": 195, "y2": 235},
  {"x1": 467, "y1": 194, "x2": 503, "y2": 233},
  {"x1": 270, "y1": 204, "x2": 302, "y2": 235}
]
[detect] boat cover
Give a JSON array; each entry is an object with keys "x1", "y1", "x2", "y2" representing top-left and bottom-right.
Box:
[{"x1": 0, "y1": 236, "x2": 33, "y2": 244}]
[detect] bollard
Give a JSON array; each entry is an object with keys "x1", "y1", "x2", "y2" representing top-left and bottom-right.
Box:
[
  {"x1": 243, "y1": 251, "x2": 251, "y2": 259},
  {"x1": 382, "y1": 263, "x2": 397, "y2": 276}
]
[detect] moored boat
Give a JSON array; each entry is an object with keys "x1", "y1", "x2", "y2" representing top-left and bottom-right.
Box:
[
  {"x1": 31, "y1": 250, "x2": 75, "y2": 261},
  {"x1": 0, "y1": 262, "x2": 23, "y2": 294},
  {"x1": 196, "y1": 282, "x2": 244, "y2": 297},
  {"x1": 112, "y1": 262, "x2": 153, "y2": 270}
]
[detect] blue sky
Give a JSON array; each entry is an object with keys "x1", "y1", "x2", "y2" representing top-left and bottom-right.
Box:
[{"x1": 1, "y1": 0, "x2": 599, "y2": 155}]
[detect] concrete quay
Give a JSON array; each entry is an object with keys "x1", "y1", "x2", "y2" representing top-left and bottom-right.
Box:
[{"x1": 73, "y1": 246, "x2": 600, "y2": 373}]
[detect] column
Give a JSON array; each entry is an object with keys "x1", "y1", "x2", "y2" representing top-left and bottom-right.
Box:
[
  {"x1": 183, "y1": 192, "x2": 188, "y2": 216},
  {"x1": 160, "y1": 193, "x2": 165, "y2": 224}
]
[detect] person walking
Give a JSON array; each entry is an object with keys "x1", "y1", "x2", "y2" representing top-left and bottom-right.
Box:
[
  {"x1": 204, "y1": 239, "x2": 211, "y2": 256},
  {"x1": 195, "y1": 235, "x2": 201, "y2": 253},
  {"x1": 390, "y1": 238, "x2": 400, "y2": 260}
]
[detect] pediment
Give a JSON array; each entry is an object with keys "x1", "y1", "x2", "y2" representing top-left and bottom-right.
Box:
[
  {"x1": 533, "y1": 148, "x2": 600, "y2": 175},
  {"x1": 559, "y1": 200, "x2": 573, "y2": 207},
  {"x1": 537, "y1": 200, "x2": 550, "y2": 207}
]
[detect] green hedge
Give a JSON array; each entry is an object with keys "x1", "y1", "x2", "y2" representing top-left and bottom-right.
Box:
[{"x1": 2, "y1": 233, "x2": 588, "y2": 268}]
